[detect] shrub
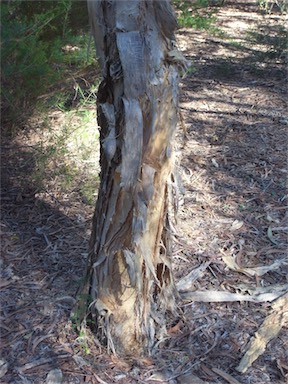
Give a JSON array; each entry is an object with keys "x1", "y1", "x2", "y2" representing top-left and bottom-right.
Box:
[{"x1": 1, "y1": 0, "x2": 89, "y2": 130}]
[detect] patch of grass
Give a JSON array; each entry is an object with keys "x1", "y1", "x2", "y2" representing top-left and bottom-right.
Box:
[
  {"x1": 179, "y1": 13, "x2": 217, "y2": 29},
  {"x1": 174, "y1": 0, "x2": 221, "y2": 31},
  {"x1": 228, "y1": 40, "x2": 247, "y2": 51},
  {"x1": 42, "y1": 77, "x2": 99, "y2": 114},
  {"x1": 238, "y1": 203, "x2": 247, "y2": 211},
  {"x1": 80, "y1": 179, "x2": 98, "y2": 206},
  {"x1": 28, "y1": 105, "x2": 99, "y2": 201},
  {"x1": 1, "y1": 4, "x2": 57, "y2": 127},
  {"x1": 50, "y1": 34, "x2": 96, "y2": 68},
  {"x1": 1, "y1": 1, "x2": 97, "y2": 132},
  {"x1": 209, "y1": 26, "x2": 227, "y2": 38}
]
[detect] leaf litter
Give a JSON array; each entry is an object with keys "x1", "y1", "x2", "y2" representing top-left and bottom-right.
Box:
[{"x1": 1, "y1": 1, "x2": 287, "y2": 383}]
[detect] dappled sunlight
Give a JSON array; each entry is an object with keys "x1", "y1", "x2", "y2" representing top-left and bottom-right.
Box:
[
  {"x1": 1, "y1": 1, "x2": 287, "y2": 383},
  {"x1": 14, "y1": 104, "x2": 101, "y2": 207},
  {"x1": 169, "y1": 1, "x2": 287, "y2": 381}
]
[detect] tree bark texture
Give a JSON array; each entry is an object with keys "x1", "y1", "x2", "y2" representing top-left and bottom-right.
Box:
[{"x1": 81, "y1": 0, "x2": 180, "y2": 355}]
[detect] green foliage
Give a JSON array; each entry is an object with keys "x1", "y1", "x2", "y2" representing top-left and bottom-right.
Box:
[
  {"x1": 173, "y1": 0, "x2": 223, "y2": 31},
  {"x1": 1, "y1": 0, "x2": 91, "y2": 129},
  {"x1": 28, "y1": 106, "x2": 99, "y2": 200},
  {"x1": 80, "y1": 179, "x2": 99, "y2": 206},
  {"x1": 1, "y1": 2, "x2": 52, "y2": 122},
  {"x1": 180, "y1": 13, "x2": 216, "y2": 29},
  {"x1": 71, "y1": 293, "x2": 92, "y2": 331}
]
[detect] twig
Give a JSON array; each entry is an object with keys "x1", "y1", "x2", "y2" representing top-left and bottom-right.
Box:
[
  {"x1": 16, "y1": 354, "x2": 71, "y2": 373},
  {"x1": 212, "y1": 367, "x2": 242, "y2": 384}
]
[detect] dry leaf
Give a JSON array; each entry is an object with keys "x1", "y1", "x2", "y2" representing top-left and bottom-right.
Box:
[
  {"x1": 177, "y1": 372, "x2": 207, "y2": 383},
  {"x1": 0, "y1": 359, "x2": 8, "y2": 379},
  {"x1": 167, "y1": 320, "x2": 183, "y2": 334},
  {"x1": 221, "y1": 251, "x2": 287, "y2": 277},
  {"x1": 212, "y1": 367, "x2": 241, "y2": 384},
  {"x1": 266, "y1": 213, "x2": 280, "y2": 223},
  {"x1": 276, "y1": 358, "x2": 288, "y2": 377},
  {"x1": 231, "y1": 220, "x2": 244, "y2": 231},
  {"x1": 267, "y1": 226, "x2": 279, "y2": 245},
  {"x1": 114, "y1": 374, "x2": 127, "y2": 381},
  {"x1": 72, "y1": 355, "x2": 89, "y2": 368},
  {"x1": 233, "y1": 283, "x2": 288, "y2": 297},
  {"x1": 146, "y1": 371, "x2": 168, "y2": 382},
  {"x1": 176, "y1": 261, "x2": 211, "y2": 291},
  {"x1": 94, "y1": 374, "x2": 109, "y2": 384},
  {"x1": 137, "y1": 357, "x2": 154, "y2": 367},
  {"x1": 0, "y1": 279, "x2": 16, "y2": 288},
  {"x1": 46, "y1": 369, "x2": 63, "y2": 384}
]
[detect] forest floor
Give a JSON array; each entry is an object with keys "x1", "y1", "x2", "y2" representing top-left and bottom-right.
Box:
[{"x1": 1, "y1": 1, "x2": 287, "y2": 383}]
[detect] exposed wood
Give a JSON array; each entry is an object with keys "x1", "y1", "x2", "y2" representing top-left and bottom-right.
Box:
[{"x1": 78, "y1": 0, "x2": 180, "y2": 355}]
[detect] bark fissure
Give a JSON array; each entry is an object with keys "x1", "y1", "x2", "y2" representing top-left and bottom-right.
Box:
[{"x1": 79, "y1": 0, "x2": 180, "y2": 355}]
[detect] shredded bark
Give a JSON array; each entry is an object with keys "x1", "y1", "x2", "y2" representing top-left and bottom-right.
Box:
[{"x1": 1, "y1": 1, "x2": 287, "y2": 383}]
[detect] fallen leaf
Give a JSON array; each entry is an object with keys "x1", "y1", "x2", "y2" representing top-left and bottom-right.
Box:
[
  {"x1": 266, "y1": 213, "x2": 280, "y2": 223},
  {"x1": 46, "y1": 369, "x2": 63, "y2": 384},
  {"x1": 114, "y1": 374, "x2": 127, "y2": 381},
  {"x1": 176, "y1": 261, "x2": 211, "y2": 291},
  {"x1": 0, "y1": 359, "x2": 8, "y2": 379},
  {"x1": 72, "y1": 355, "x2": 89, "y2": 368},
  {"x1": 267, "y1": 226, "x2": 279, "y2": 245},
  {"x1": 167, "y1": 320, "x2": 183, "y2": 334},
  {"x1": 231, "y1": 220, "x2": 244, "y2": 231},
  {"x1": 276, "y1": 358, "x2": 288, "y2": 377},
  {"x1": 212, "y1": 367, "x2": 241, "y2": 384},
  {"x1": 221, "y1": 251, "x2": 287, "y2": 277},
  {"x1": 233, "y1": 283, "x2": 288, "y2": 297},
  {"x1": 146, "y1": 371, "x2": 168, "y2": 382},
  {"x1": 137, "y1": 357, "x2": 154, "y2": 367},
  {"x1": 177, "y1": 372, "x2": 207, "y2": 383}
]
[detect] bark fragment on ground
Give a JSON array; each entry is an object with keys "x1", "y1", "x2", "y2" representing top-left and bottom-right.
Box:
[{"x1": 237, "y1": 292, "x2": 288, "y2": 374}]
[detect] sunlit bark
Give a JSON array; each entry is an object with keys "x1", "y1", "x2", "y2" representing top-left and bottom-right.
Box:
[{"x1": 78, "y1": 0, "x2": 180, "y2": 355}]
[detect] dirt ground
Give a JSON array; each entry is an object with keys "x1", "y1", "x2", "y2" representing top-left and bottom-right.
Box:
[{"x1": 1, "y1": 1, "x2": 287, "y2": 383}]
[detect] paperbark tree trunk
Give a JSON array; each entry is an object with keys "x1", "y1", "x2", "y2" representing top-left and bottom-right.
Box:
[{"x1": 78, "y1": 0, "x2": 181, "y2": 356}]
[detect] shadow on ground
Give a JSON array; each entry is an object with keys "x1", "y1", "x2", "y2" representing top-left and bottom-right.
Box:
[{"x1": 1, "y1": 1, "x2": 287, "y2": 383}]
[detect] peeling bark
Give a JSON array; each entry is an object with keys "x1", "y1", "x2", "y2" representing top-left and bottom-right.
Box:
[{"x1": 79, "y1": 0, "x2": 180, "y2": 355}]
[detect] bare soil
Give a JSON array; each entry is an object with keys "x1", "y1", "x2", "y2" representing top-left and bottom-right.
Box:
[{"x1": 1, "y1": 1, "x2": 287, "y2": 383}]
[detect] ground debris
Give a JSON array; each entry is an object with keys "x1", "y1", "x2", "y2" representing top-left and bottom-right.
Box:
[
  {"x1": 180, "y1": 286, "x2": 287, "y2": 303},
  {"x1": 176, "y1": 261, "x2": 211, "y2": 291},
  {"x1": 1, "y1": 1, "x2": 287, "y2": 383},
  {"x1": 236, "y1": 292, "x2": 288, "y2": 373},
  {"x1": 46, "y1": 368, "x2": 63, "y2": 384},
  {"x1": 212, "y1": 367, "x2": 242, "y2": 384},
  {"x1": 221, "y1": 251, "x2": 287, "y2": 277},
  {"x1": 16, "y1": 355, "x2": 71, "y2": 374},
  {"x1": 0, "y1": 359, "x2": 8, "y2": 379}
]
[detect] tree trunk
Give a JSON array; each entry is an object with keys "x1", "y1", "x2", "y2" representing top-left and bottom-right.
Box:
[{"x1": 78, "y1": 0, "x2": 180, "y2": 356}]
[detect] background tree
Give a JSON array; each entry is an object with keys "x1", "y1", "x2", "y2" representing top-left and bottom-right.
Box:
[
  {"x1": 1, "y1": 0, "x2": 89, "y2": 131},
  {"x1": 77, "y1": 0, "x2": 182, "y2": 355}
]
